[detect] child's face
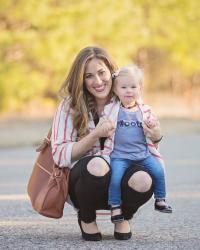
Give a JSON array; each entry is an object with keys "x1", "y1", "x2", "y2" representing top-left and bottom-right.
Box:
[{"x1": 114, "y1": 73, "x2": 142, "y2": 107}]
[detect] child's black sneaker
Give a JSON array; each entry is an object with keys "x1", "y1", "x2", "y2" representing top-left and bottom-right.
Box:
[
  {"x1": 111, "y1": 205, "x2": 124, "y2": 223},
  {"x1": 154, "y1": 199, "x2": 172, "y2": 213}
]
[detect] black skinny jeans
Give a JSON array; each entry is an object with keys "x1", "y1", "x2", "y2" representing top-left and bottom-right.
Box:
[{"x1": 69, "y1": 156, "x2": 154, "y2": 223}]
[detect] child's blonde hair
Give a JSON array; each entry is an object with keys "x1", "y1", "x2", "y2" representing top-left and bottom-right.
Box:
[{"x1": 112, "y1": 64, "x2": 144, "y2": 86}]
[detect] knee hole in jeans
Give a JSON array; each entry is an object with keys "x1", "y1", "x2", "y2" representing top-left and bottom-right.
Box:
[
  {"x1": 128, "y1": 171, "x2": 152, "y2": 192},
  {"x1": 87, "y1": 157, "x2": 109, "y2": 177}
]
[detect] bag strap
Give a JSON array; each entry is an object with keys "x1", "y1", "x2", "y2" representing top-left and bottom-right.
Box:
[
  {"x1": 36, "y1": 127, "x2": 52, "y2": 152},
  {"x1": 46, "y1": 127, "x2": 52, "y2": 141}
]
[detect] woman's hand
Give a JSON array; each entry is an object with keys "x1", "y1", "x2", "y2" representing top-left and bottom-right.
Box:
[
  {"x1": 94, "y1": 117, "x2": 115, "y2": 138},
  {"x1": 142, "y1": 120, "x2": 162, "y2": 143},
  {"x1": 72, "y1": 118, "x2": 114, "y2": 162}
]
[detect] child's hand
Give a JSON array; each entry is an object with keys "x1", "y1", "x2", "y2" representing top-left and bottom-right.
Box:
[
  {"x1": 143, "y1": 119, "x2": 161, "y2": 142},
  {"x1": 144, "y1": 118, "x2": 158, "y2": 129}
]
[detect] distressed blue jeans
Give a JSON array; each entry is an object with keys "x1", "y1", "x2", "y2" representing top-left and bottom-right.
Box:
[{"x1": 108, "y1": 155, "x2": 166, "y2": 205}]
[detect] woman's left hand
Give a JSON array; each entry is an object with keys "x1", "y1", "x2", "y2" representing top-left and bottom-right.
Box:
[{"x1": 142, "y1": 121, "x2": 162, "y2": 143}]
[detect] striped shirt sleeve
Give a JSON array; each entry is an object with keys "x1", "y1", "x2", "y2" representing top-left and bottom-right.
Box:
[{"x1": 51, "y1": 99, "x2": 77, "y2": 168}]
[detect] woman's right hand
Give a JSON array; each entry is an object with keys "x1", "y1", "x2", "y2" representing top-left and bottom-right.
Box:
[{"x1": 94, "y1": 117, "x2": 115, "y2": 138}]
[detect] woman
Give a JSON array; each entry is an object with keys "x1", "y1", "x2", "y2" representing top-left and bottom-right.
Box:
[{"x1": 51, "y1": 46, "x2": 162, "y2": 241}]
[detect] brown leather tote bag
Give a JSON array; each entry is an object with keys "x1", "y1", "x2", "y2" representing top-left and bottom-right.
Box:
[{"x1": 27, "y1": 128, "x2": 70, "y2": 218}]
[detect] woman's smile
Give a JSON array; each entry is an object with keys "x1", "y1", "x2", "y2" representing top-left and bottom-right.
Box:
[{"x1": 94, "y1": 84, "x2": 106, "y2": 92}]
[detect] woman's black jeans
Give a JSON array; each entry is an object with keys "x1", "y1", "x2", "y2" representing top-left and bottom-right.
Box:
[{"x1": 69, "y1": 156, "x2": 154, "y2": 223}]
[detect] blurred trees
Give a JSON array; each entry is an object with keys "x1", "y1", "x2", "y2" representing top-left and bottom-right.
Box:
[{"x1": 0, "y1": 0, "x2": 200, "y2": 112}]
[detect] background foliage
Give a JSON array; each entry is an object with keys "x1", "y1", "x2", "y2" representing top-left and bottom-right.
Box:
[{"x1": 0, "y1": 0, "x2": 200, "y2": 112}]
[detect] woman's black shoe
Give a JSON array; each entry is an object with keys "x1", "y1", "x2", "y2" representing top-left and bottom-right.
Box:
[
  {"x1": 114, "y1": 231, "x2": 132, "y2": 240},
  {"x1": 78, "y1": 218, "x2": 102, "y2": 241},
  {"x1": 154, "y1": 199, "x2": 173, "y2": 213}
]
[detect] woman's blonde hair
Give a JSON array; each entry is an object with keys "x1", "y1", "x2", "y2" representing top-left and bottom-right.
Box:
[{"x1": 59, "y1": 46, "x2": 117, "y2": 138}]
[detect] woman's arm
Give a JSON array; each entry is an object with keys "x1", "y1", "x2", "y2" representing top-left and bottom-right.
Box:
[{"x1": 51, "y1": 100, "x2": 76, "y2": 168}]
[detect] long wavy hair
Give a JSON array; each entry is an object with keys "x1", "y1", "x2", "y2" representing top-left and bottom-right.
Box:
[{"x1": 59, "y1": 46, "x2": 117, "y2": 138}]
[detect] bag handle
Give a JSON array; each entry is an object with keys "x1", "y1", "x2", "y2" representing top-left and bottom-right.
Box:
[{"x1": 36, "y1": 127, "x2": 52, "y2": 152}]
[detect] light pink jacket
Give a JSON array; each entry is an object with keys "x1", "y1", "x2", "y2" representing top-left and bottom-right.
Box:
[{"x1": 101, "y1": 98, "x2": 165, "y2": 167}]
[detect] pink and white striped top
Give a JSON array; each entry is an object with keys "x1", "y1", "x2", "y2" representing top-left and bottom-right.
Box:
[{"x1": 51, "y1": 97, "x2": 109, "y2": 168}]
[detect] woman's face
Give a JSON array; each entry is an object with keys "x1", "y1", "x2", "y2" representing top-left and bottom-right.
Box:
[{"x1": 84, "y1": 58, "x2": 112, "y2": 104}]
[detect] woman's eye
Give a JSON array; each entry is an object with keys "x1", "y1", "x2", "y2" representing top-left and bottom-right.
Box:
[{"x1": 85, "y1": 74, "x2": 92, "y2": 79}]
